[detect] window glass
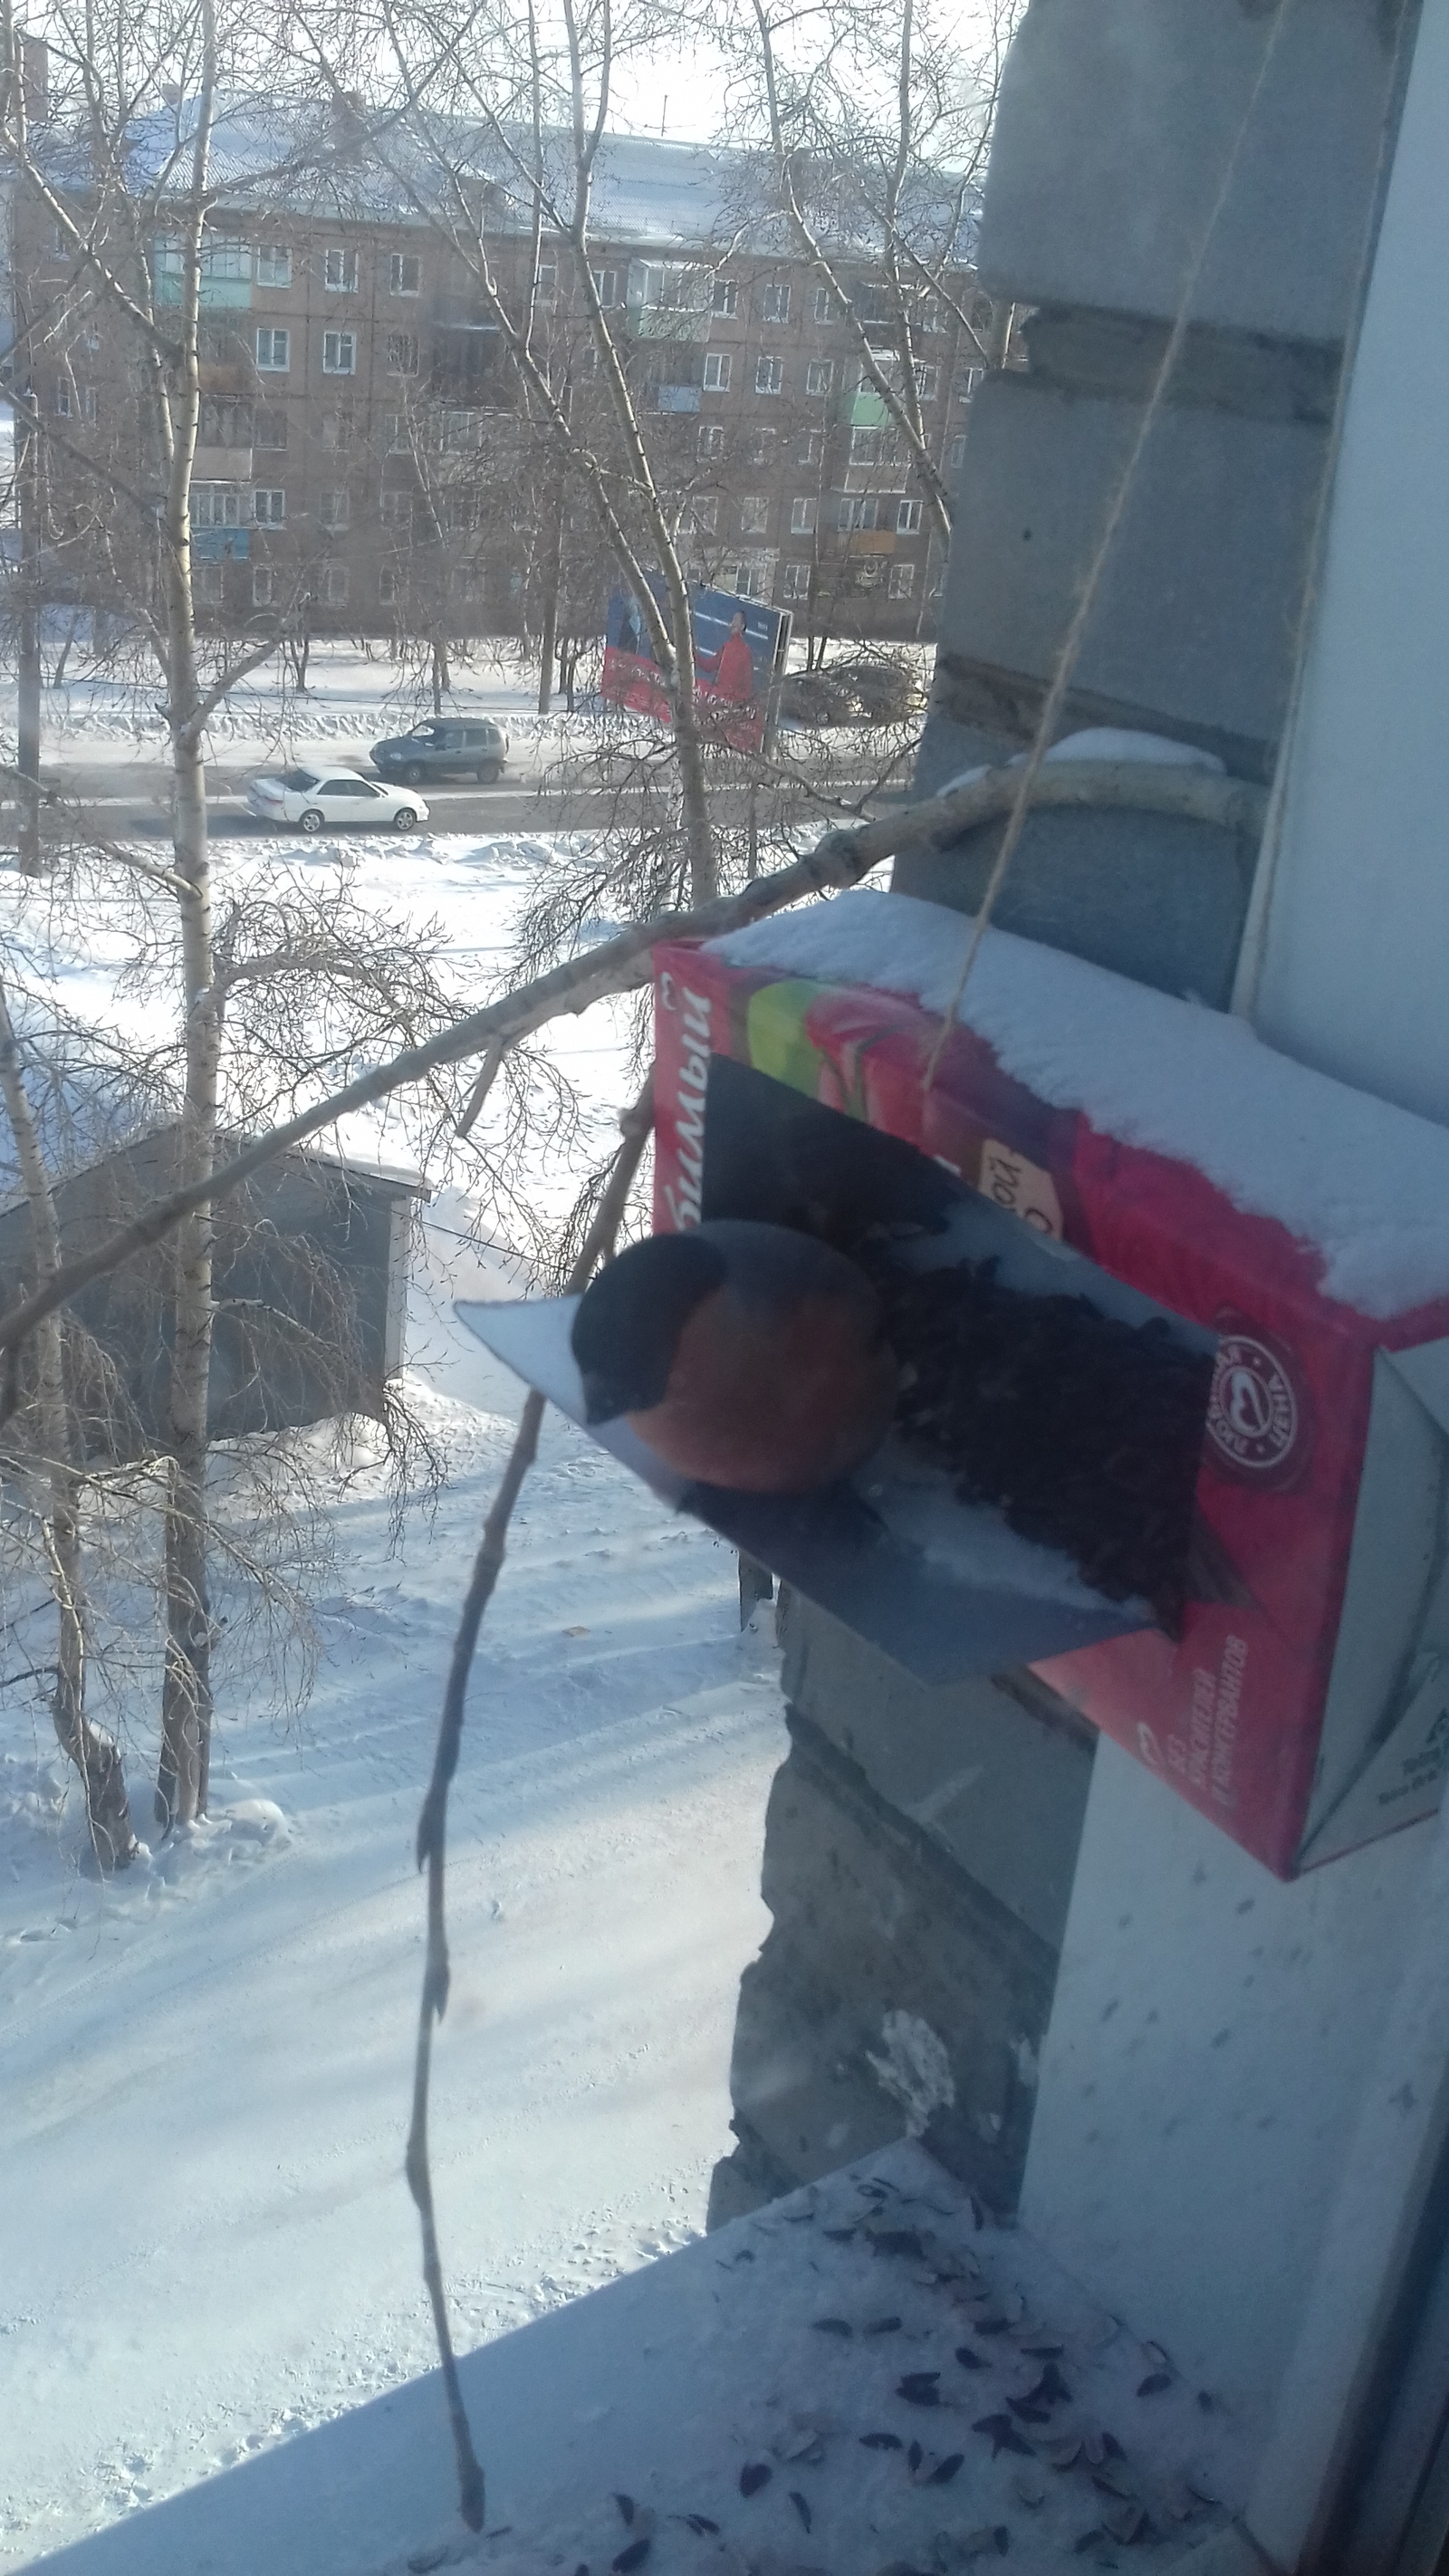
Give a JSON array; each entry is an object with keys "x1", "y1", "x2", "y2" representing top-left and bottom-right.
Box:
[
  {"x1": 321, "y1": 332, "x2": 357, "y2": 375},
  {"x1": 323, "y1": 247, "x2": 357, "y2": 292}
]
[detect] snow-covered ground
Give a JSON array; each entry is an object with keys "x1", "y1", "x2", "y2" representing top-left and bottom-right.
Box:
[{"x1": 0, "y1": 822, "x2": 787, "y2": 2566}]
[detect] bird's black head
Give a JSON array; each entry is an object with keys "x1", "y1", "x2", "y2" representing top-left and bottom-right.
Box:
[{"x1": 571, "y1": 1230, "x2": 728, "y2": 1425}]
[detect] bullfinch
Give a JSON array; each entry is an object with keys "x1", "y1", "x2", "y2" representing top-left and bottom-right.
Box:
[{"x1": 571, "y1": 1218, "x2": 898, "y2": 1494}]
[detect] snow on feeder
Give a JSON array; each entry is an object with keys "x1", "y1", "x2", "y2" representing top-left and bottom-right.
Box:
[{"x1": 640, "y1": 888, "x2": 1449, "y2": 1879}]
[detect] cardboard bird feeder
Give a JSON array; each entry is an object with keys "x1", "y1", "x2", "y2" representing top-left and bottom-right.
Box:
[{"x1": 637, "y1": 892, "x2": 1449, "y2": 1879}]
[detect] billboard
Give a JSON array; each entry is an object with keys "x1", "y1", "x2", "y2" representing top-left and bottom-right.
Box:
[{"x1": 601, "y1": 580, "x2": 791, "y2": 752}]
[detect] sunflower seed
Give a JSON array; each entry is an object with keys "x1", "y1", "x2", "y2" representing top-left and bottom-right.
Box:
[
  {"x1": 1040, "y1": 2436, "x2": 1084, "y2": 2470},
  {"x1": 899, "y1": 2373, "x2": 943, "y2": 2406},
  {"x1": 1136, "y1": 2373, "x2": 1171, "y2": 2398},
  {"x1": 972, "y1": 2413, "x2": 1032, "y2": 2458},
  {"x1": 675, "y1": 2515, "x2": 720, "y2": 2536},
  {"x1": 406, "y1": 2551, "x2": 449, "y2": 2574},
  {"x1": 1012, "y1": 2474, "x2": 1047, "y2": 2509},
  {"x1": 864, "y1": 2316, "x2": 903, "y2": 2336},
  {"x1": 614, "y1": 2497, "x2": 637, "y2": 2527},
  {"x1": 811, "y1": 2318, "x2": 853, "y2": 2338},
  {"x1": 955, "y1": 2345, "x2": 989, "y2": 2370},
  {"x1": 789, "y1": 2493, "x2": 811, "y2": 2533},
  {"x1": 860, "y1": 2432, "x2": 905, "y2": 2450},
  {"x1": 740, "y1": 2463, "x2": 772, "y2": 2497},
  {"x1": 612, "y1": 2542, "x2": 650, "y2": 2575},
  {"x1": 1101, "y1": 2504, "x2": 1148, "y2": 2546}
]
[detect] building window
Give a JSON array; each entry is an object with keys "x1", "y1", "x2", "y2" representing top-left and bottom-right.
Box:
[
  {"x1": 805, "y1": 360, "x2": 833, "y2": 398},
  {"x1": 323, "y1": 246, "x2": 358, "y2": 292},
  {"x1": 852, "y1": 282, "x2": 890, "y2": 324},
  {"x1": 379, "y1": 488, "x2": 412, "y2": 527},
  {"x1": 897, "y1": 496, "x2": 922, "y2": 534},
  {"x1": 387, "y1": 332, "x2": 418, "y2": 375},
  {"x1": 702, "y1": 351, "x2": 732, "y2": 392},
  {"x1": 51, "y1": 223, "x2": 69, "y2": 256},
  {"x1": 712, "y1": 277, "x2": 736, "y2": 318},
  {"x1": 253, "y1": 564, "x2": 276, "y2": 605},
  {"x1": 849, "y1": 427, "x2": 880, "y2": 465},
  {"x1": 442, "y1": 409, "x2": 479, "y2": 452},
  {"x1": 390, "y1": 251, "x2": 422, "y2": 295},
  {"x1": 795, "y1": 430, "x2": 822, "y2": 466},
  {"x1": 79, "y1": 386, "x2": 98, "y2": 423},
  {"x1": 379, "y1": 566, "x2": 399, "y2": 605},
  {"x1": 254, "y1": 407, "x2": 287, "y2": 449},
  {"x1": 917, "y1": 296, "x2": 942, "y2": 333},
  {"x1": 754, "y1": 355, "x2": 783, "y2": 396},
  {"x1": 913, "y1": 362, "x2": 939, "y2": 400},
  {"x1": 954, "y1": 366, "x2": 984, "y2": 403},
  {"x1": 322, "y1": 331, "x2": 357, "y2": 375},
  {"x1": 812, "y1": 287, "x2": 832, "y2": 324},
  {"x1": 319, "y1": 490, "x2": 350, "y2": 531},
  {"x1": 383, "y1": 413, "x2": 410, "y2": 453},
  {"x1": 191, "y1": 483, "x2": 245, "y2": 528},
  {"x1": 948, "y1": 432, "x2": 967, "y2": 471},
  {"x1": 782, "y1": 560, "x2": 811, "y2": 600},
  {"x1": 888, "y1": 561, "x2": 916, "y2": 598},
  {"x1": 683, "y1": 495, "x2": 718, "y2": 535},
  {"x1": 741, "y1": 495, "x2": 769, "y2": 536},
  {"x1": 837, "y1": 494, "x2": 880, "y2": 533},
  {"x1": 789, "y1": 495, "x2": 816, "y2": 536},
  {"x1": 253, "y1": 487, "x2": 286, "y2": 524},
  {"x1": 588, "y1": 267, "x2": 617, "y2": 309},
  {"x1": 697, "y1": 422, "x2": 724, "y2": 459},
  {"x1": 746, "y1": 428, "x2": 774, "y2": 465},
  {"x1": 760, "y1": 282, "x2": 790, "y2": 324},
  {"x1": 321, "y1": 563, "x2": 349, "y2": 605},
  {"x1": 255, "y1": 326, "x2": 289, "y2": 371},
  {"x1": 201, "y1": 235, "x2": 249, "y2": 282},
  {"x1": 321, "y1": 409, "x2": 354, "y2": 450},
  {"x1": 201, "y1": 324, "x2": 241, "y2": 365},
  {"x1": 535, "y1": 259, "x2": 557, "y2": 301},
  {"x1": 53, "y1": 379, "x2": 72, "y2": 417},
  {"x1": 256, "y1": 243, "x2": 292, "y2": 288},
  {"x1": 194, "y1": 562, "x2": 226, "y2": 604}
]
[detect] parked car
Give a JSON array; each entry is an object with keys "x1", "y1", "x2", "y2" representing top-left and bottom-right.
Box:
[
  {"x1": 370, "y1": 718, "x2": 510, "y2": 785},
  {"x1": 246, "y1": 766, "x2": 430, "y2": 831},
  {"x1": 776, "y1": 670, "x2": 854, "y2": 728}
]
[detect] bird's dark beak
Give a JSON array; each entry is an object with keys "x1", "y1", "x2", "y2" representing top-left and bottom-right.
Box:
[{"x1": 580, "y1": 1370, "x2": 628, "y2": 1427}]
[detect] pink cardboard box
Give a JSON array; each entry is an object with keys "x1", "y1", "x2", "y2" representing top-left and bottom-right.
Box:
[{"x1": 653, "y1": 896, "x2": 1449, "y2": 1877}]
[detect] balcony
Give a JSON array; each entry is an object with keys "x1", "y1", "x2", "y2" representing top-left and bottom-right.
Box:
[
  {"x1": 840, "y1": 387, "x2": 891, "y2": 428},
  {"x1": 656, "y1": 384, "x2": 700, "y2": 414}
]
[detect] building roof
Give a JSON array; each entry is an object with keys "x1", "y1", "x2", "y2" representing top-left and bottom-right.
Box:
[{"x1": 40, "y1": 92, "x2": 976, "y2": 262}]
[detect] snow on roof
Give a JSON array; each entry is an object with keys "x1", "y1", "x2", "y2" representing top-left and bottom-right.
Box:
[
  {"x1": 47, "y1": 95, "x2": 973, "y2": 255},
  {"x1": 711, "y1": 888, "x2": 1449, "y2": 1322}
]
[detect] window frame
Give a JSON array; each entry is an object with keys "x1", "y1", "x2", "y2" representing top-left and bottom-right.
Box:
[
  {"x1": 712, "y1": 277, "x2": 737, "y2": 319},
  {"x1": 318, "y1": 489, "x2": 350, "y2": 533},
  {"x1": 323, "y1": 245, "x2": 358, "y2": 293},
  {"x1": 386, "y1": 332, "x2": 419, "y2": 377},
  {"x1": 255, "y1": 325, "x2": 290, "y2": 372},
  {"x1": 789, "y1": 495, "x2": 816, "y2": 537},
  {"x1": 702, "y1": 351, "x2": 732, "y2": 392},
  {"x1": 805, "y1": 360, "x2": 833, "y2": 399},
  {"x1": 252, "y1": 487, "x2": 286, "y2": 525},
  {"x1": 389, "y1": 251, "x2": 422, "y2": 296},
  {"x1": 760, "y1": 281, "x2": 791, "y2": 325},
  {"x1": 754, "y1": 353, "x2": 784, "y2": 397},
  {"x1": 321, "y1": 330, "x2": 358, "y2": 377},
  {"x1": 255, "y1": 242, "x2": 292, "y2": 289}
]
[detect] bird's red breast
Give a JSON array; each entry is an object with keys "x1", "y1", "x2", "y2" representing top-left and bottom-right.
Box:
[{"x1": 626, "y1": 1280, "x2": 897, "y2": 1492}]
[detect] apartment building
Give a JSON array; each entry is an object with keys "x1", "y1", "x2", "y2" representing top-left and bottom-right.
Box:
[{"x1": 7, "y1": 116, "x2": 991, "y2": 645}]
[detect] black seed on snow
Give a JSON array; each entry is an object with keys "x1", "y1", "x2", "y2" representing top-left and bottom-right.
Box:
[
  {"x1": 994, "y1": 2535, "x2": 1011, "y2": 2558},
  {"x1": 1073, "y1": 2533, "x2": 1105, "y2": 2557},
  {"x1": 812, "y1": 2317, "x2": 854, "y2": 2337},
  {"x1": 864, "y1": 2316, "x2": 903, "y2": 2335},
  {"x1": 898, "y1": 2373, "x2": 942, "y2": 2405},
  {"x1": 1137, "y1": 2372, "x2": 1172, "y2": 2397},
  {"x1": 789, "y1": 2493, "x2": 811, "y2": 2533},
  {"x1": 1007, "y1": 2399, "x2": 1051, "y2": 2423},
  {"x1": 822, "y1": 2226, "x2": 858, "y2": 2242},
  {"x1": 740, "y1": 2463, "x2": 772, "y2": 2497},
  {"x1": 974, "y1": 2414, "x2": 1033, "y2": 2458},
  {"x1": 970, "y1": 2196, "x2": 985, "y2": 2231},
  {"x1": 1037, "y1": 2363, "x2": 1073, "y2": 2406},
  {"x1": 955, "y1": 2345, "x2": 989, "y2": 2370},
  {"x1": 907, "y1": 2441, "x2": 924, "y2": 2471},
  {"x1": 871, "y1": 2229, "x2": 926, "y2": 2258},
  {"x1": 612, "y1": 2542, "x2": 650, "y2": 2575},
  {"x1": 860, "y1": 2432, "x2": 904, "y2": 2450},
  {"x1": 675, "y1": 2516, "x2": 720, "y2": 2536},
  {"x1": 1101, "y1": 2432, "x2": 1126, "y2": 2457},
  {"x1": 974, "y1": 2316, "x2": 1011, "y2": 2335},
  {"x1": 1019, "y1": 2342, "x2": 1065, "y2": 2359},
  {"x1": 614, "y1": 2495, "x2": 636, "y2": 2525},
  {"x1": 930, "y1": 2455, "x2": 965, "y2": 2485}
]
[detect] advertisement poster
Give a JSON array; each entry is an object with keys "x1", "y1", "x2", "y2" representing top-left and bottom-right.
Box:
[{"x1": 601, "y1": 580, "x2": 790, "y2": 751}]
